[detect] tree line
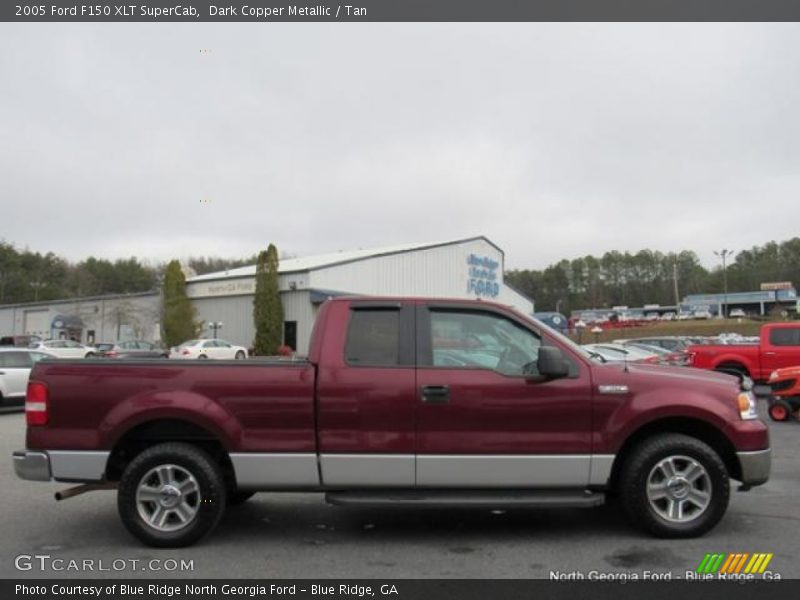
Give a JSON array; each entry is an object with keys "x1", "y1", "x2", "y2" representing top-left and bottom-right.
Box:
[
  {"x1": 506, "y1": 237, "x2": 800, "y2": 313},
  {"x1": 3, "y1": 236, "x2": 799, "y2": 319},
  {"x1": 0, "y1": 241, "x2": 258, "y2": 304}
]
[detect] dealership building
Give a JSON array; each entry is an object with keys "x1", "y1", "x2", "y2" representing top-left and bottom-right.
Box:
[{"x1": 0, "y1": 237, "x2": 534, "y2": 354}]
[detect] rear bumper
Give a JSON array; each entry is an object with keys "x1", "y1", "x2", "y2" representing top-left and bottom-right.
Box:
[
  {"x1": 13, "y1": 450, "x2": 109, "y2": 482},
  {"x1": 13, "y1": 450, "x2": 51, "y2": 481},
  {"x1": 737, "y1": 448, "x2": 771, "y2": 486}
]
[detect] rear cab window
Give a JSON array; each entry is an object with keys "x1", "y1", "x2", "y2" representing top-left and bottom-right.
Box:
[
  {"x1": 769, "y1": 327, "x2": 800, "y2": 346},
  {"x1": 344, "y1": 309, "x2": 401, "y2": 366}
]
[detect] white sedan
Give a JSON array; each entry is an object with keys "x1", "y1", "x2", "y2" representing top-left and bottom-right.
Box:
[
  {"x1": 169, "y1": 339, "x2": 249, "y2": 360},
  {"x1": 28, "y1": 339, "x2": 97, "y2": 358},
  {"x1": 0, "y1": 348, "x2": 55, "y2": 406}
]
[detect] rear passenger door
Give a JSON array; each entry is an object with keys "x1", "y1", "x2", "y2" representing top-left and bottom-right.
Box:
[{"x1": 316, "y1": 302, "x2": 417, "y2": 487}]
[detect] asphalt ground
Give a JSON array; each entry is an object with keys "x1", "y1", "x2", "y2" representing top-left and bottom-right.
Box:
[{"x1": 1, "y1": 400, "x2": 798, "y2": 580}]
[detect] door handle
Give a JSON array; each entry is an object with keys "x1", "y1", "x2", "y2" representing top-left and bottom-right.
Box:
[
  {"x1": 421, "y1": 385, "x2": 450, "y2": 404},
  {"x1": 763, "y1": 352, "x2": 776, "y2": 356}
]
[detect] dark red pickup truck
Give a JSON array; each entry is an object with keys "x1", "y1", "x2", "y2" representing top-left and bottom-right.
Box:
[
  {"x1": 688, "y1": 322, "x2": 800, "y2": 381},
  {"x1": 14, "y1": 297, "x2": 770, "y2": 547}
]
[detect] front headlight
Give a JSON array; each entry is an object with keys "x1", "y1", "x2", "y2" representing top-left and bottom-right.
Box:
[
  {"x1": 769, "y1": 370, "x2": 778, "y2": 381},
  {"x1": 737, "y1": 392, "x2": 759, "y2": 420}
]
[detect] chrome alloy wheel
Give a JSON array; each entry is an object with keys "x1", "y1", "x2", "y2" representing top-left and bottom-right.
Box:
[
  {"x1": 646, "y1": 455, "x2": 712, "y2": 523},
  {"x1": 135, "y1": 464, "x2": 201, "y2": 532}
]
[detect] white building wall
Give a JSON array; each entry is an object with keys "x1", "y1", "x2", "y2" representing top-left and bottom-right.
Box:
[
  {"x1": 190, "y1": 291, "x2": 315, "y2": 354},
  {"x1": 308, "y1": 239, "x2": 533, "y2": 314},
  {"x1": 0, "y1": 295, "x2": 160, "y2": 344}
]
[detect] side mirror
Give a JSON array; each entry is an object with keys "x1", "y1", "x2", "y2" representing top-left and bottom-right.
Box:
[{"x1": 537, "y1": 346, "x2": 569, "y2": 379}]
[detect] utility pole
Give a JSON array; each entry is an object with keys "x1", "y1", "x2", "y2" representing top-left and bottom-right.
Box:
[
  {"x1": 713, "y1": 249, "x2": 733, "y2": 318},
  {"x1": 672, "y1": 261, "x2": 680, "y2": 312}
]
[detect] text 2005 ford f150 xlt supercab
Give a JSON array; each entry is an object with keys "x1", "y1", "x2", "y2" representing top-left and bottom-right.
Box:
[{"x1": 14, "y1": 297, "x2": 770, "y2": 547}]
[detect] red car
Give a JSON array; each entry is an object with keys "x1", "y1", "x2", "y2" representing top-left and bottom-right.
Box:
[
  {"x1": 14, "y1": 297, "x2": 770, "y2": 547},
  {"x1": 688, "y1": 322, "x2": 800, "y2": 381}
]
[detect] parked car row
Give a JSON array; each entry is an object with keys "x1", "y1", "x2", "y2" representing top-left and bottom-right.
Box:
[{"x1": 3, "y1": 337, "x2": 253, "y2": 361}]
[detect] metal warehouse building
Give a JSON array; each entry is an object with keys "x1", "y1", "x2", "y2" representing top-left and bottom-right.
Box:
[
  {"x1": 0, "y1": 237, "x2": 534, "y2": 355},
  {"x1": 187, "y1": 236, "x2": 533, "y2": 354}
]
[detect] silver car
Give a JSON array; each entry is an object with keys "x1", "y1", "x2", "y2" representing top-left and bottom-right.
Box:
[{"x1": 0, "y1": 348, "x2": 55, "y2": 407}]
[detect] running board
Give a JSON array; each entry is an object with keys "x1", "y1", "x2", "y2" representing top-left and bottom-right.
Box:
[{"x1": 325, "y1": 489, "x2": 604, "y2": 508}]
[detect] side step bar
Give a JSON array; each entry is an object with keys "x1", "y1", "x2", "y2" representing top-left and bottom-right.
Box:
[{"x1": 326, "y1": 489, "x2": 604, "y2": 509}]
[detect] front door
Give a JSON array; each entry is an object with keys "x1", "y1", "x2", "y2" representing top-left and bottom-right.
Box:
[
  {"x1": 762, "y1": 325, "x2": 800, "y2": 372},
  {"x1": 415, "y1": 304, "x2": 593, "y2": 488}
]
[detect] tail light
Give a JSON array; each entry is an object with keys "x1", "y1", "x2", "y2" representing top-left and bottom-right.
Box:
[
  {"x1": 26, "y1": 381, "x2": 49, "y2": 426},
  {"x1": 181, "y1": 349, "x2": 190, "y2": 355},
  {"x1": 686, "y1": 352, "x2": 696, "y2": 366},
  {"x1": 106, "y1": 351, "x2": 118, "y2": 358},
  {"x1": 643, "y1": 355, "x2": 661, "y2": 364}
]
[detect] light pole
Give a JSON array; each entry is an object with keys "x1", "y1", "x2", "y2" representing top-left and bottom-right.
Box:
[
  {"x1": 555, "y1": 299, "x2": 563, "y2": 314},
  {"x1": 30, "y1": 281, "x2": 45, "y2": 302},
  {"x1": 209, "y1": 321, "x2": 223, "y2": 339},
  {"x1": 713, "y1": 249, "x2": 733, "y2": 318}
]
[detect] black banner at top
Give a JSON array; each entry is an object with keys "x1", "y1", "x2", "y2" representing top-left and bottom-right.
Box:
[{"x1": 5, "y1": 0, "x2": 800, "y2": 23}]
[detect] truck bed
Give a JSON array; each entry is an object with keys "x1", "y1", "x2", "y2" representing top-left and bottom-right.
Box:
[{"x1": 26, "y1": 359, "x2": 317, "y2": 454}]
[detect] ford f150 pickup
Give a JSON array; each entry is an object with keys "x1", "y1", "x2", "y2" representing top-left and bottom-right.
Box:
[
  {"x1": 688, "y1": 322, "x2": 800, "y2": 381},
  {"x1": 14, "y1": 297, "x2": 770, "y2": 547}
]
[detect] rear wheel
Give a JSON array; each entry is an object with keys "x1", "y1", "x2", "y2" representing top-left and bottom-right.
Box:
[
  {"x1": 117, "y1": 442, "x2": 226, "y2": 547},
  {"x1": 769, "y1": 400, "x2": 791, "y2": 422},
  {"x1": 235, "y1": 351, "x2": 246, "y2": 360},
  {"x1": 619, "y1": 433, "x2": 729, "y2": 538}
]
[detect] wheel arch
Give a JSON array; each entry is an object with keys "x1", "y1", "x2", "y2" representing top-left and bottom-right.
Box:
[
  {"x1": 608, "y1": 417, "x2": 741, "y2": 492},
  {"x1": 105, "y1": 419, "x2": 236, "y2": 487}
]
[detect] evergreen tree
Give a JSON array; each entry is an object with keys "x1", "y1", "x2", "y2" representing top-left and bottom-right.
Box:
[
  {"x1": 162, "y1": 260, "x2": 199, "y2": 347},
  {"x1": 253, "y1": 244, "x2": 283, "y2": 355}
]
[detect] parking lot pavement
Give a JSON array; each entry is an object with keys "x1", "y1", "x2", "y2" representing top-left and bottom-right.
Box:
[{"x1": 1, "y1": 404, "x2": 798, "y2": 580}]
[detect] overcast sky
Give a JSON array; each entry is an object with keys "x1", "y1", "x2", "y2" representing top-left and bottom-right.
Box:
[{"x1": 1, "y1": 23, "x2": 798, "y2": 270}]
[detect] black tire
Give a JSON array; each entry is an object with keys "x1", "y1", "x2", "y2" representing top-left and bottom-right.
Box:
[
  {"x1": 198, "y1": 354, "x2": 208, "y2": 359},
  {"x1": 235, "y1": 351, "x2": 246, "y2": 360},
  {"x1": 619, "y1": 433, "x2": 729, "y2": 538},
  {"x1": 769, "y1": 400, "x2": 792, "y2": 422},
  {"x1": 85, "y1": 352, "x2": 95, "y2": 358},
  {"x1": 117, "y1": 442, "x2": 226, "y2": 547},
  {"x1": 228, "y1": 490, "x2": 256, "y2": 506}
]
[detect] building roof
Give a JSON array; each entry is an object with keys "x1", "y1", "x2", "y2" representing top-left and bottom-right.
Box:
[{"x1": 187, "y1": 236, "x2": 503, "y2": 283}]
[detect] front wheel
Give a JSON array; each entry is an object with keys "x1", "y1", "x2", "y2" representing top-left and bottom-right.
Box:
[
  {"x1": 117, "y1": 442, "x2": 226, "y2": 547},
  {"x1": 234, "y1": 351, "x2": 246, "y2": 360},
  {"x1": 619, "y1": 433, "x2": 729, "y2": 538},
  {"x1": 769, "y1": 400, "x2": 791, "y2": 422}
]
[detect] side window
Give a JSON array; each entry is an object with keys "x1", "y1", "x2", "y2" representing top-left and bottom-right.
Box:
[
  {"x1": 430, "y1": 311, "x2": 541, "y2": 376},
  {"x1": 769, "y1": 328, "x2": 800, "y2": 346},
  {"x1": 29, "y1": 352, "x2": 50, "y2": 364},
  {"x1": 203, "y1": 341, "x2": 216, "y2": 348},
  {"x1": 1, "y1": 352, "x2": 32, "y2": 368},
  {"x1": 344, "y1": 309, "x2": 400, "y2": 366}
]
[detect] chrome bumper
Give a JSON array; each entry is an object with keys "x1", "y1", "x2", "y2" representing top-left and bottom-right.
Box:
[
  {"x1": 737, "y1": 448, "x2": 771, "y2": 486},
  {"x1": 13, "y1": 450, "x2": 51, "y2": 481},
  {"x1": 13, "y1": 449, "x2": 109, "y2": 482}
]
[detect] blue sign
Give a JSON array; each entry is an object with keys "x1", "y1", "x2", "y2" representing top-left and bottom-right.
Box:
[{"x1": 466, "y1": 254, "x2": 501, "y2": 298}]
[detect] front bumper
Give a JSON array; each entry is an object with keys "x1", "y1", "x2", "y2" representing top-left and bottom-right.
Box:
[
  {"x1": 13, "y1": 450, "x2": 51, "y2": 481},
  {"x1": 737, "y1": 448, "x2": 771, "y2": 486}
]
